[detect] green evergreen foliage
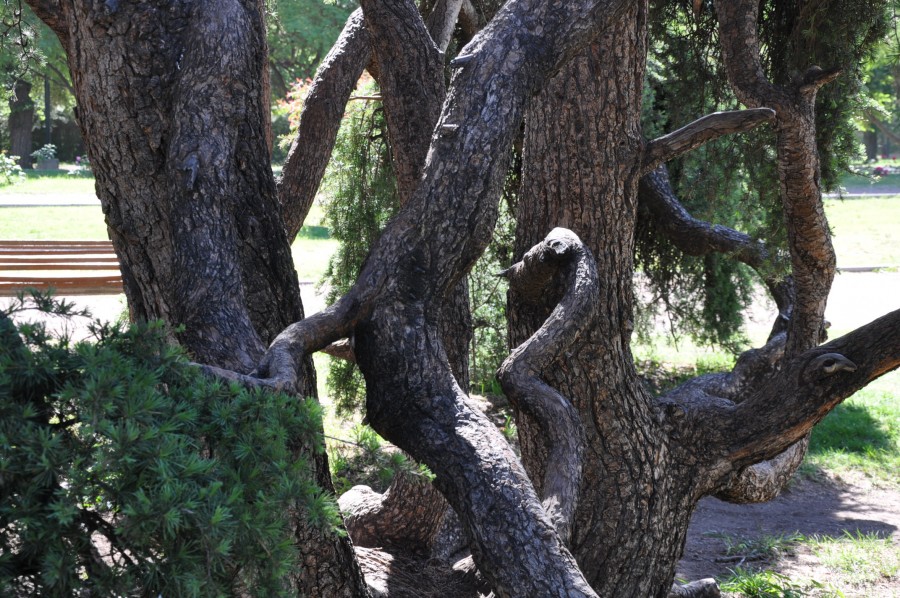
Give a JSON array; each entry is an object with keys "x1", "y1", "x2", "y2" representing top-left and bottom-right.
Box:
[
  {"x1": 267, "y1": 0, "x2": 355, "y2": 94},
  {"x1": 0, "y1": 293, "x2": 341, "y2": 597},
  {"x1": 329, "y1": 424, "x2": 430, "y2": 495},
  {"x1": 639, "y1": 0, "x2": 887, "y2": 351},
  {"x1": 319, "y1": 82, "x2": 400, "y2": 415},
  {"x1": 759, "y1": 0, "x2": 888, "y2": 188},
  {"x1": 469, "y1": 178, "x2": 516, "y2": 393}
]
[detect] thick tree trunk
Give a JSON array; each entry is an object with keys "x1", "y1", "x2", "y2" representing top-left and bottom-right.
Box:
[
  {"x1": 509, "y1": 6, "x2": 701, "y2": 596},
  {"x1": 8, "y1": 80, "x2": 34, "y2": 170},
  {"x1": 30, "y1": 1, "x2": 368, "y2": 595}
]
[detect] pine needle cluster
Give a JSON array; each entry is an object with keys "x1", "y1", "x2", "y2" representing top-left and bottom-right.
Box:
[{"x1": 0, "y1": 293, "x2": 341, "y2": 596}]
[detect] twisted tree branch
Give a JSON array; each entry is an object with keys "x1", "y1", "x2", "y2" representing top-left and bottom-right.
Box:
[{"x1": 498, "y1": 228, "x2": 598, "y2": 543}]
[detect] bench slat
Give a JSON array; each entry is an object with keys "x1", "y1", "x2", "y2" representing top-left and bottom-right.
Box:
[
  {"x1": 0, "y1": 240, "x2": 113, "y2": 247},
  {"x1": 0, "y1": 277, "x2": 123, "y2": 297},
  {"x1": 1, "y1": 264, "x2": 122, "y2": 271},
  {"x1": 0, "y1": 240, "x2": 123, "y2": 297}
]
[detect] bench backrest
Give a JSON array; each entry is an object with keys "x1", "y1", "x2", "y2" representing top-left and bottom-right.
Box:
[{"x1": 0, "y1": 240, "x2": 123, "y2": 296}]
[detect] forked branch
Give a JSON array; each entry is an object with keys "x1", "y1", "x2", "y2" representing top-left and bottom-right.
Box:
[{"x1": 707, "y1": 308, "x2": 900, "y2": 475}]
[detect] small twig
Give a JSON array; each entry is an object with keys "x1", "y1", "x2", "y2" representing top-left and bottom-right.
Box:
[{"x1": 324, "y1": 434, "x2": 364, "y2": 448}]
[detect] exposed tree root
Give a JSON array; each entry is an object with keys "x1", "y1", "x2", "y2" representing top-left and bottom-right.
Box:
[
  {"x1": 339, "y1": 470, "x2": 448, "y2": 553},
  {"x1": 668, "y1": 578, "x2": 721, "y2": 598}
]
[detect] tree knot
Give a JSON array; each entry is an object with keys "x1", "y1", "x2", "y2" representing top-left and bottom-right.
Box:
[{"x1": 803, "y1": 352, "x2": 857, "y2": 383}]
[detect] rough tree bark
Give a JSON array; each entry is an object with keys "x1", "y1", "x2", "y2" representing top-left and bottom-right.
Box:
[
  {"x1": 504, "y1": 1, "x2": 891, "y2": 596},
  {"x1": 507, "y1": 7, "x2": 707, "y2": 595},
  {"x1": 25, "y1": 0, "x2": 900, "y2": 596},
  {"x1": 25, "y1": 1, "x2": 368, "y2": 595}
]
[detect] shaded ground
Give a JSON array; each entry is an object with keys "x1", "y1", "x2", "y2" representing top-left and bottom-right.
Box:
[{"x1": 679, "y1": 476, "x2": 900, "y2": 596}]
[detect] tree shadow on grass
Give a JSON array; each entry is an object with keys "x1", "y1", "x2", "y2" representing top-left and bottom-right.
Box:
[{"x1": 808, "y1": 401, "x2": 895, "y2": 457}]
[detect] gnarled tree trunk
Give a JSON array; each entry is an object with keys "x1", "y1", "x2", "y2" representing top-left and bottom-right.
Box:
[
  {"x1": 509, "y1": 6, "x2": 702, "y2": 596},
  {"x1": 27, "y1": 0, "x2": 368, "y2": 595}
]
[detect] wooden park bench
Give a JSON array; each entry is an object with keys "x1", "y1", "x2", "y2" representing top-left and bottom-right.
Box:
[{"x1": 0, "y1": 240, "x2": 123, "y2": 296}]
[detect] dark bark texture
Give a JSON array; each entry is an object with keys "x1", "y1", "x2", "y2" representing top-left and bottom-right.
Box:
[
  {"x1": 29, "y1": 1, "x2": 368, "y2": 595},
  {"x1": 508, "y1": 7, "x2": 702, "y2": 597},
  {"x1": 26, "y1": 0, "x2": 900, "y2": 596}
]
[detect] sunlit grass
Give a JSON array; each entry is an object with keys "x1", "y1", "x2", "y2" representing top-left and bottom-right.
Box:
[
  {"x1": 803, "y1": 531, "x2": 899, "y2": 588},
  {"x1": 0, "y1": 206, "x2": 108, "y2": 239},
  {"x1": 0, "y1": 169, "x2": 97, "y2": 196},
  {"x1": 718, "y1": 567, "x2": 834, "y2": 597},
  {"x1": 802, "y1": 374, "x2": 900, "y2": 487},
  {"x1": 825, "y1": 197, "x2": 900, "y2": 268}
]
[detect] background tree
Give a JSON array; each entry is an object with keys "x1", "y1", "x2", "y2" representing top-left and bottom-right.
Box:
[
  {"x1": 20, "y1": 0, "x2": 900, "y2": 597},
  {"x1": 2, "y1": 3, "x2": 81, "y2": 165}
]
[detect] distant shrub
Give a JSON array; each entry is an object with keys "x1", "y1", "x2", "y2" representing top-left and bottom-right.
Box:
[
  {"x1": 0, "y1": 152, "x2": 24, "y2": 187},
  {"x1": 0, "y1": 294, "x2": 340, "y2": 597}
]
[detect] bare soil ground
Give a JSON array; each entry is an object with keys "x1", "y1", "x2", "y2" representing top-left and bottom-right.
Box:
[{"x1": 679, "y1": 475, "x2": 900, "y2": 596}]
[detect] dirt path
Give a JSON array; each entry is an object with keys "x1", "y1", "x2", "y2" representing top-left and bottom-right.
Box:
[{"x1": 678, "y1": 477, "x2": 900, "y2": 596}]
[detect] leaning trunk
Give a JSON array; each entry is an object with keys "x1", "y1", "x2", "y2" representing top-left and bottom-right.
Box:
[{"x1": 33, "y1": 1, "x2": 367, "y2": 595}]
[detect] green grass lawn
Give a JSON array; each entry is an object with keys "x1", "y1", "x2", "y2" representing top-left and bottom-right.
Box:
[
  {"x1": 825, "y1": 196, "x2": 900, "y2": 267},
  {"x1": 839, "y1": 171, "x2": 900, "y2": 191},
  {"x1": 0, "y1": 169, "x2": 97, "y2": 196},
  {"x1": 803, "y1": 373, "x2": 900, "y2": 487}
]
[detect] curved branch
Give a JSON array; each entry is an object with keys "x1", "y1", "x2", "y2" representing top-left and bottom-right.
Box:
[
  {"x1": 706, "y1": 308, "x2": 900, "y2": 474},
  {"x1": 638, "y1": 165, "x2": 794, "y2": 319},
  {"x1": 252, "y1": 0, "x2": 632, "y2": 590},
  {"x1": 24, "y1": 1, "x2": 69, "y2": 44},
  {"x1": 642, "y1": 108, "x2": 775, "y2": 175},
  {"x1": 253, "y1": 295, "x2": 367, "y2": 389},
  {"x1": 277, "y1": 10, "x2": 370, "y2": 240},
  {"x1": 715, "y1": 0, "x2": 836, "y2": 356},
  {"x1": 498, "y1": 228, "x2": 598, "y2": 543}
]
